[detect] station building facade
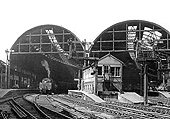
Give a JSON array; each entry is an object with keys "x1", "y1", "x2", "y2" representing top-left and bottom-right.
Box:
[{"x1": 82, "y1": 53, "x2": 124, "y2": 93}]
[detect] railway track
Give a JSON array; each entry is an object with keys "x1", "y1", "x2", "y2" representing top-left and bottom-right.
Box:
[
  {"x1": 34, "y1": 95, "x2": 74, "y2": 119},
  {"x1": 46, "y1": 95, "x2": 104, "y2": 119},
  {"x1": 12, "y1": 96, "x2": 49, "y2": 119},
  {"x1": 0, "y1": 96, "x2": 20, "y2": 119},
  {"x1": 2, "y1": 93, "x2": 170, "y2": 119},
  {"x1": 107, "y1": 101, "x2": 170, "y2": 116},
  {"x1": 49, "y1": 95, "x2": 131, "y2": 118},
  {"x1": 50, "y1": 95, "x2": 170, "y2": 119},
  {"x1": 0, "y1": 94, "x2": 75, "y2": 119}
]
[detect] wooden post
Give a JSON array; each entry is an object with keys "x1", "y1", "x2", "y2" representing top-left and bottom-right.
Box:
[
  {"x1": 0, "y1": 64, "x2": 2, "y2": 88},
  {"x1": 5, "y1": 63, "x2": 8, "y2": 89},
  {"x1": 83, "y1": 39, "x2": 87, "y2": 67},
  {"x1": 94, "y1": 60, "x2": 98, "y2": 95},
  {"x1": 7, "y1": 51, "x2": 11, "y2": 89},
  {"x1": 78, "y1": 70, "x2": 81, "y2": 90},
  {"x1": 144, "y1": 64, "x2": 148, "y2": 105},
  {"x1": 68, "y1": 38, "x2": 72, "y2": 58},
  {"x1": 8, "y1": 59, "x2": 10, "y2": 88},
  {"x1": 162, "y1": 72, "x2": 165, "y2": 90},
  {"x1": 140, "y1": 65, "x2": 143, "y2": 96},
  {"x1": 103, "y1": 66, "x2": 105, "y2": 91}
]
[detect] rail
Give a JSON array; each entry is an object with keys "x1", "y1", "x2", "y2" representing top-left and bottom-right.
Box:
[
  {"x1": 11, "y1": 98, "x2": 38, "y2": 119},
  {"x1": 33, "y1": 94, "x2": 74, "y2": 119},
  {"x1": 54, "y1": 94, "x2": 170, "y2": 118}
]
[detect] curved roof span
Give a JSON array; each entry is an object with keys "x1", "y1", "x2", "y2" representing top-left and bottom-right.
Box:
[
  {"x1": 10, "y1": 24, "x2": 84, "y2": 83},
  {"x1": 11, "y1": 24, "x2": 84, "y2": 59},
  {"x1": 89, "y1": 20, "x2": 170, "y2": 61}
]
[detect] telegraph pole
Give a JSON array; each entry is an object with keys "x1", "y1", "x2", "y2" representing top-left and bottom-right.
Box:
[{"x1": 143, "y1": 63, "x2": 148, "y2": 105}]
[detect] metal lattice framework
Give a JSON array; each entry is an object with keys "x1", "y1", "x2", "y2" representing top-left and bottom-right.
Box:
[
  {"x1": 89, "y1": 20, "x2": 170, "y2": 61},
  {"x1": 87, "y1": 20, "x2": 170, "y2": 97},
  {"x1": 11, "y1": 25, "x2": 85, "y2": 68}
]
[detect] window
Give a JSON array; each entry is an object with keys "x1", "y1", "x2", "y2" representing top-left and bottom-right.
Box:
[
  {"x1": 100, "y1": 65, "x2": 121, "y2": 77},
  {"x1": 115, "y1": 67, "x2": 120, "y2": 76},
  {"x1": 104, "y1": 65, "x2": 109, "y2": 73},
  {"x1": 98, "y1": 66, "x2": 102, "y2": 75},
  {"x1": 110, "y1": 66, "x2": 121, "y2": 77},
  {"x1": 110, "y1": 67, "x2": 115, "y2": 76}
]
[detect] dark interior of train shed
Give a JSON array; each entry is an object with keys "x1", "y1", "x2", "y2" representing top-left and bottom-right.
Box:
[{"x1": 7, "y1": 24, "x2": 84, "y2": 91}]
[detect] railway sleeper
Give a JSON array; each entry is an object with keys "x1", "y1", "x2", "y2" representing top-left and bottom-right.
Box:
[{"x1": 11, "y1": 98, "x2": 38, "y2": 119}]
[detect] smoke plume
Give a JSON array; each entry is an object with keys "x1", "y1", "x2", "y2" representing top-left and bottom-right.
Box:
[{"x1": 41, "y1": 60, "x2": 51, "y2": 78}]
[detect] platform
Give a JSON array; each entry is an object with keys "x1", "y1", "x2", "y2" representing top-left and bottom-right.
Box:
[
  {"x1": 0, "y1": 89, "x2": 14, "y2": 98},
  {"x1": 68, "y1": 90, "x2": 105, "y2": 103},
  {"x1": 158, "y1": 91, "x2": 170, "y2": 98},
  {"x1": 118, "y1": 92, "x2": 144, "y2": 104},
  {"x1": 0, "y1": 89, "x2": 39, "y2": 98}
]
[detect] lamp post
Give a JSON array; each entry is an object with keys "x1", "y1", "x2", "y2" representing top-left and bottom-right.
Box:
[
  {"x1": 5, "y1": 49, "x2": 9, "y2": 89},
  {"x1": 94, "y1": 60, "x2": 98, "y2": 95},
  {"x1": 5, "y1": 49, "x2": 13, "y2": 89}
]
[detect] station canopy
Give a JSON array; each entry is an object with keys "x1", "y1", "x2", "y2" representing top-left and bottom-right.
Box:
[{"x1": 10, "y1": 25, "x2": 84, "y2": 82}]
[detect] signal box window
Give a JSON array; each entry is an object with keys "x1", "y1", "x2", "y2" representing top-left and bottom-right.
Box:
[
  {"x1": 98, "y1": 66, "x2": 102, "y2": 75},
  {"x1": 115, "y1": 67, "x2": 120, "y2": 77},
  {"x1": 104, "y1": 65, "x2": 109, "y2": 73},
  {"x1": 110, "y1": 67, "x2": 115, "y2": 76},
  {"x1": 110, "y1": 66, "x2": 121, "y2": 77}
]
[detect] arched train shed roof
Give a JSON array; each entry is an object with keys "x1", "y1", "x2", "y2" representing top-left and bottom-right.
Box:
[
  {"x1": 89, "y1": 20, "x2": 170, "y2": 61},
  {"x1": 10, "y1": 24, "x2": 84, "y2": 83},
  {"x1": 11, "y1": 24, "x2": 84, "y2": 57}
]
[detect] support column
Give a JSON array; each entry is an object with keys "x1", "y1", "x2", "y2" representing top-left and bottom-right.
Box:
[
  {"x1": 162, "y1": 72, "x2": 165, "y2": 90},
  {"x1": 78, "y1": 70, "x2": 81, "y2": 90},
  {"x1": 7, "y1": 60, "x2": 10, "y2": 88},
  {"x1": 94, "y1": 60, "x2": 98, "y2": 95},
  {"x1": 140, "y1": 64, "x2": 143, "y2": 96},
  {"x1": 0, "y1": 63, "x2": 2, "y2": 88},
  {"x1": 83, "y1": 39, "x2": 87, "y2": 67},
  {"x1": 157, "y1": 61, "x2": 161, "y2": 81},
  {"x1": 68, "y1": 38, "x2": 73, "y2": 59},
  {"x1": 144, "y1": 64, "x2": 148, "y2": 105},
  {"x1": 5, "y1": 49, "x2": 9, "y2": 89},
  {"x1": 5, "y1": 63, "x2": 8, "y2": 88}
]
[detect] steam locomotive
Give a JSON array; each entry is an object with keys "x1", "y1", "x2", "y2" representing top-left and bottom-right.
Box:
[
  {"x1": 39, "y1": 77, "x2": 78, "y2": 94},
  {"x1": 39, "y1": 78, "x2": 52, "y2": 94}
]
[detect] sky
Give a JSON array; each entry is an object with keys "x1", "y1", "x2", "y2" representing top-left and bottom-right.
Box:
[{"x1": 0, "y1": 0, "x2": 170, "y2": 62}]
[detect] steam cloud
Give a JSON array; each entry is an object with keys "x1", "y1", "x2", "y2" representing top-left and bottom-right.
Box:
[{"x1": 41, "y1": 60, "x2": 51, "y2": 78}]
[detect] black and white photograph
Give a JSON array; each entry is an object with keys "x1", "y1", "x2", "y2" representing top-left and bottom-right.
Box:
[{"x1": 0, "y1": 0, "x2": 170, "y2": 118}]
